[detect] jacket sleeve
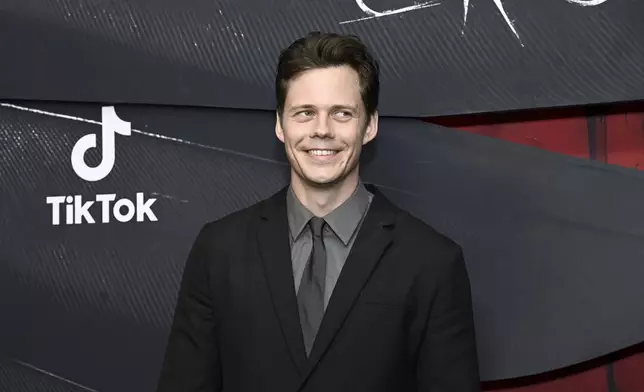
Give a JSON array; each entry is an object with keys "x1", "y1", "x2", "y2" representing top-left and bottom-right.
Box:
[
  {"x1": 416, "y1": 246, "x2": 481, "y2": 391},
  {"x1": 156, "y1": 224, "x2": 221, "y2": 392}
]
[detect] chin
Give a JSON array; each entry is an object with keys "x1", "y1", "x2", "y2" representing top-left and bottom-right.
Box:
[
  {"x1": 304, "y1": 175, "x2": 341, "y2": 187},
  {"x1": 297, "y1": 169, "x2": 342, "y2": 187}
]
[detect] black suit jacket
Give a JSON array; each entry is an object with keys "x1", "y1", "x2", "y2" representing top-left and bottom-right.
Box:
[{"x1": 157, "y1": 184, "x2": 480, "y2": 392}]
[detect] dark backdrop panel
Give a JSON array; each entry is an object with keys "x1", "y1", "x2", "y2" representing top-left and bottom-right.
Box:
[
  {"x1": 0, "y1": 359, "x2": 93, "y2": 392},
  {"x1": 1, "y1": 0, "x2": 643, "y2": 117},
  {"x1": 2, "y1": 101, "x2": 644, "y2": 392}
]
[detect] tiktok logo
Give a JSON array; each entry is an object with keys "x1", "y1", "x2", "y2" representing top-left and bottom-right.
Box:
[
  {"x1": 45, "y1": 106, "x2": 159, "y2": 226},
  {"x1": 71, "y1": 106, "x2": 131, "y2": 182}
]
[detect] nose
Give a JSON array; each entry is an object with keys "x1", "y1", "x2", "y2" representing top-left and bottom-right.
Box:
[{"x1": 311, "y1": 116, "x2": 334, "y2": 138}]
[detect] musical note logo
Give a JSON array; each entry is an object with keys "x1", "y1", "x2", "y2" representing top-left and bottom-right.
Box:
[{"x1": 71, "y1": 106, "x2": 131, "y2": 182}]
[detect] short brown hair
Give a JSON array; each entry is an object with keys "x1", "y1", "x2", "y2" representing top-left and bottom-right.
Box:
[{"x1": 275, "y1": 31, "x2": 380, "y2": 117}]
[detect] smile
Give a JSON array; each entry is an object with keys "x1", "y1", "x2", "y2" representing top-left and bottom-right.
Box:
[{"x1": 307, "y1": 149, "x2": 338, "y2": 156}]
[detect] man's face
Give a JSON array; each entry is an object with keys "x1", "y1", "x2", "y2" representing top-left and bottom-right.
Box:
[{"x1": 276, "y1": 66, "x2": 378, "y2": 189}]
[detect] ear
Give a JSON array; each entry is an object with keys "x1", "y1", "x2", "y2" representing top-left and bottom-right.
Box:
[
  {"x1": 362, "y1": 111, "x2": 379, "y2": 145},
  {"x1": 275, "y1": 111, "x2": 285, "y2": 143}
]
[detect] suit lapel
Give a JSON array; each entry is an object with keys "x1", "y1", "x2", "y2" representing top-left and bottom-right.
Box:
[
  {"x1": 301, "y1": 185, "x2": 396, "y2": 381},
  {"x1": 257, "y1": 188, "x2": 308, "y2": 375}
]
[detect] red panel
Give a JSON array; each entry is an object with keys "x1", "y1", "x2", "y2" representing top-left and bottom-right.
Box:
[
  {"x1": 486, "y1": 367, "x2": 608, "y2": 392},
  {"x1": 428, "y1": 108, "x2": 591, "y2": 158},
  {"x1": 424, "y1": 102, "x2": 644, "y2": 391},
  {"x1": 605, "y1": 112, "x2": 644, "y2": 170},
  {"x1": 614, "y1": 354, "x2": 644, "y2": 392}
]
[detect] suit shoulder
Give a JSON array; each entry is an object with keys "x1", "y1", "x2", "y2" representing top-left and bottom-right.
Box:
[
  {"x1": 394, "y1": 209, "x2": 462, "y2": 258},
  {"x1": 392, "y1": 211, "x2": 467, "y2": 288},
  {"x1": 197, "y1": 195, "x2": 269, "y2": 240}
]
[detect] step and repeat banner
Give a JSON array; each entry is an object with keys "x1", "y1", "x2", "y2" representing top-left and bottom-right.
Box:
[
  {"x1": 2, "y1": 102, "x2": 644, "y2": 391},
  {"x1": 2, "y1": 0, "x2": 644, "y2": 390}
]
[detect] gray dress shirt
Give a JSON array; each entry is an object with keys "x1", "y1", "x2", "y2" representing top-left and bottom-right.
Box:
[{"x1": 286, "y1": 182, "x2": 373, "y2": 309}]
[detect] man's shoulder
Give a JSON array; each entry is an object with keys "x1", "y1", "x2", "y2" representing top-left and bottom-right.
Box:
[
  {"x1": 389, "y1": 207, "x2": 466, "y2": 283},
  {"x1": 392, "y1": 205, "x2": 462, "y2": 258},
  {"x1": 198, "y1": 189, "x2": 283, "y2": 238}
]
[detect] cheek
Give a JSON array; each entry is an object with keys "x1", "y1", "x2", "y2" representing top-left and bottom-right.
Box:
[
  {"x1": 344, "y1": 131, "x2": 365, "y2": 154},
  {"x1": 283, "y1": 124, "x2": 310, "y2": 144},
  {"x1": 281, "y1": 133, "x2": 300, "y2": 152}
]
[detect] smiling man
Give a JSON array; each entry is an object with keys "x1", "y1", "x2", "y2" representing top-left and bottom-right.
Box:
[{"x1": 156, "y1": 31, "x2": 481, "y2": 392}]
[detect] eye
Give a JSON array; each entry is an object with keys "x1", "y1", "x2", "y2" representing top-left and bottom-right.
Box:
[
  {"x1": 295, "y1": 110, "x2": 314, "y2": 117},
  {"x1": 333, "y1": 110, "x2": 354, "y2": 121}
]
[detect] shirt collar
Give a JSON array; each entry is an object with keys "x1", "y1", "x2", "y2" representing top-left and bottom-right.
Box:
[{"x1": 286, "y1": 181, "x2": 373, "y2": 245}]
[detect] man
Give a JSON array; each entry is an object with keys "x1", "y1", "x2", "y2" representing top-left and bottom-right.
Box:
[{"x1": 157, "y1": 31, "x2": 480, "y2": 391}]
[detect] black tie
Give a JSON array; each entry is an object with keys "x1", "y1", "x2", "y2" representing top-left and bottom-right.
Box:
[{"x1": 298, "y1": 217, "x2": 327, "y2": 357}]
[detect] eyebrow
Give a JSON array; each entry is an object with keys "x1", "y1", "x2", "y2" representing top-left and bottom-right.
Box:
[{"x1": 288, "y1": 104, "x2": 359, "y2": 113}]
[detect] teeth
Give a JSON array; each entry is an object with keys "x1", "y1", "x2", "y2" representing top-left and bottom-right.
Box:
[{"x1": 308, "y1": 150, "x2": 337, "y2": 156}]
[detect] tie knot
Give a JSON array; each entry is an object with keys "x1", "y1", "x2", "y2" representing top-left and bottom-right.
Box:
[{"x1": 309, "y1": 217, "x2": 325, "y2": 238}]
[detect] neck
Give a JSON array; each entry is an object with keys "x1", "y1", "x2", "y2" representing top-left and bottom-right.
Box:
[{"x1": 290, "y1": 170, "x2": 360, "y2": 217}]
